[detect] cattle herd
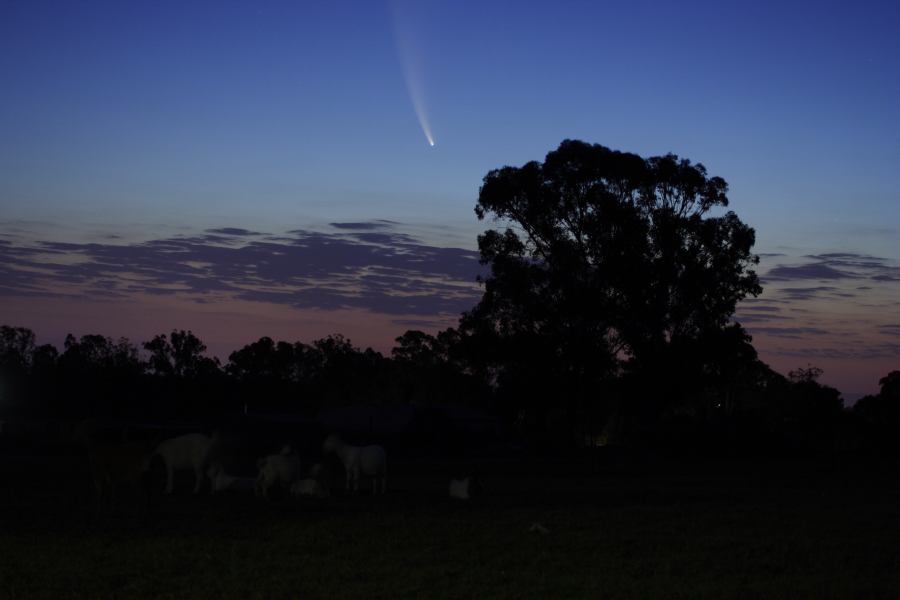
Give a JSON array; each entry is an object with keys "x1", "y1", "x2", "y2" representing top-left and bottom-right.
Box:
[{"x1": 72, "y1": 420, "x2": 481, "y2": 517}]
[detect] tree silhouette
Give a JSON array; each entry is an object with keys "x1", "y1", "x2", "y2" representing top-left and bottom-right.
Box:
[
  {"x1": 463, "y1": 140, "x2": 762, "y2": 423},
  {"x1": 0, "y1": 325, "x2": 36, "y2": 372},
  {"x1": 783, "y1": 364, "x2": 843, "y2": 423},
  {"x1": 56, "y1": 333, "x2": 143, "y2": 418},
  {"x1": 143, "y1": 330, "x2": 220, "y2": 379},
  {"x1": 60, "y1": 334, "x2": 142, "y2": 376},
  {"x1": 313, "y1": 335, "x2": 389, "y2": 406},
  {"x1": 788, "y1": 365, "x2": 824, "y2": 384},
  {"x1": 226, "y1": 337, "x2": 323, "y2": 413},
  {"x1": 878, "y1": 371, "x2": 900, "y2": 400},
  {"x1": 0, "y1": 326, "x2": 39, "y2": 413},
  {"x1": 141, "y1": 330, "x2": 223, "y2": 418},
  {"x1": 391, "y1": 329, "x2": 489, "y2": 407},
  {"x1": 392, "y1": 330, "x2": 445, "y2": 368},
  {"x1": 853, "y1": 370, "x2": 900, "y2": 432},
  {"x1": 227, "y1": 336, "x2": 310, "y2": 383}
]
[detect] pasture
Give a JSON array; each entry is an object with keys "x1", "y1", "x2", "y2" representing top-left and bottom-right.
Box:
[{"x1": 2, "y1": 446, "x2": 900, "y2": 599}]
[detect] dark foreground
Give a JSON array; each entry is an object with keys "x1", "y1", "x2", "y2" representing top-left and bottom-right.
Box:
[{"x1": 2, "y1": 448, "x2": 900, "y2": 599}]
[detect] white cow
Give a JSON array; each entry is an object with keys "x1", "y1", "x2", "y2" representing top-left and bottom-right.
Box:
[
  {"x1": 322, "y1": 434, "x2": 387, "y2": 495},
  {"x1": 308, "y1": 463, "x2": 325, "y2": 480},
  {"x1": 256, "y1": 445, "x2": 302, "y2": 500},
  {"x1": 154, "y1": 432, "x2": 218, "y2": 494},
  {"x1": 290, "y1": 478, "x2": 329, "y2": 499},
  {"x1": 449, "y1": 474, "x2": 482, "y2": 501},
  {"x1": 206, "y1": 462, "x2": 256, "y2": 494}
]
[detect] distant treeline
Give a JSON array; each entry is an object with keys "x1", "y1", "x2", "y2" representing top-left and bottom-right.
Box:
[
  {"x1": 1, "y1": 324, "x2": 899, "y2": 457},
  {"x1": 0, "y1": 325, "x2": 488, "y2": 421}
]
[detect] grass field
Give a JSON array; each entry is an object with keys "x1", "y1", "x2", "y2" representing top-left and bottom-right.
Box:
[{"x1": 2, "y1": 449, "x2": 900, "y2": 599}]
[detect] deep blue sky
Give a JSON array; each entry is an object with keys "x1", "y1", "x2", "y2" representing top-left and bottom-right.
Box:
[{"x1": 1, "y1": 0, "x2": 899, "y2": 396}]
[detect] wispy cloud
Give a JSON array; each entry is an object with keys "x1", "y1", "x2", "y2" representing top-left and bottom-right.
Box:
[
  {"x1": 880, "y1": 324, "x2": 900, "y2": 337},
  {"x1": 764, "y1": 252, "x2": 900, "y2": 284},
  {"x1": 766, "y1": 263, "x2": 859, "y2": 281},
  {"x1": 777, "y1": 286, "x2": 839, "y2": 301},
  {"x1": 0, "y1": 222, "x2": 485, "y2": 317},
  {"x1": 329, "y1": 221, "x2": 399, "y2": 231},
  {"x1": 747, "y1": 326, "x2": 831, "y2": 338},
  {"x1": 768, "y1": 342, "x2": 900, "y2": 360},
  {"x1": 206, "y1": 227, "x2": 263, "y2": 237}
]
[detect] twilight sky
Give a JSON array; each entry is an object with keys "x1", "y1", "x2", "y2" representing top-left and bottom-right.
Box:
[{"x1": 1, "y1": 0, "x2": 899, "y2": 399}]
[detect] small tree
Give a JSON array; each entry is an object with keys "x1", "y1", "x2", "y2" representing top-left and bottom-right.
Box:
[
  {"x1": 0, "y1": 326, "x2": 38, "y2": 412},
  {"x1": 784, "y1": 364, "x2": 843, "y2": 423},
  {"x1": 58, "y1": 333, "x2": 143, "y2": 417},
  {"x1": 226, "y1": 336, "x2": 308, "y2": 382},
  {"x1": 788, "y1": 365, "x2": 824, "y2": 384},
  {"x1": 391, "y1": 329, "x2": 490, "y2": 407},
  {"x1": 0, "y1": 325, "x2": 36, "y2": 372},
  {"x1": 878, "y1": 371, "x2": 900, "y2": 400},
  {"x1": 60, "y1": 333, "x2": 142, "y2": 376},
  {"x1": 853, "y1": 370, "x2": 900, "y2": 428},
  {"x1": 143, "y1": 330, "x2": 220, "y2": 379}
]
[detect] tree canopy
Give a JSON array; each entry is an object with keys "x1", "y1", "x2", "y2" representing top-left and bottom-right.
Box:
[
  {"x1": 143, "y1": 330, "x2": 220, "y2": 379},
  {"x1": 463, "y1": 140, "x2": 762, "y2": 415}
]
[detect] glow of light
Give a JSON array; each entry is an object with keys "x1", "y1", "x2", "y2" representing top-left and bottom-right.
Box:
[{"x1": 389, "y1": 1, "x2": 436, "y2": 147}]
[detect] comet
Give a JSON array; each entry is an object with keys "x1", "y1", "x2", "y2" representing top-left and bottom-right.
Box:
[{"x1": 389, "y1": 1, "x2": 436, "y2": 147}]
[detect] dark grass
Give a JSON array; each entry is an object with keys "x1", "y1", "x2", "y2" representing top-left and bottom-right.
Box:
[{"x1": 3, "y1": 450, "x2": 900, "y2": 599}]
